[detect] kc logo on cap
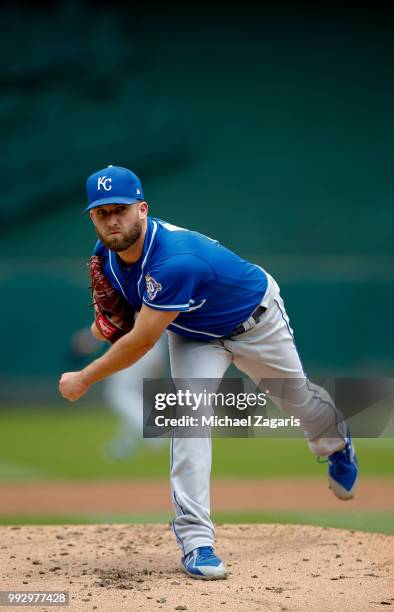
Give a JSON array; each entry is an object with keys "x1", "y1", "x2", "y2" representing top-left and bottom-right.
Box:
[{"x1": 97, "y1": 176, "x2": 112, "y2": 191}]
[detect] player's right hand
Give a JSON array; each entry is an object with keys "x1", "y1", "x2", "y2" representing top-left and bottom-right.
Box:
[{"x1": 59, "y1": 371, "x2": 91, "y2": 402}]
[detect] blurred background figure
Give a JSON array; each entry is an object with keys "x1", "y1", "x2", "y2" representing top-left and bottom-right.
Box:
[{"x1": 70, "y1": 327, "x2": 168, "y2": 459}]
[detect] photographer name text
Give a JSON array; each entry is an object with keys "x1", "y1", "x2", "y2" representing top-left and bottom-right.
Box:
[{"x1": 154, "y1": 414, "x2": 301, "y2": 429}]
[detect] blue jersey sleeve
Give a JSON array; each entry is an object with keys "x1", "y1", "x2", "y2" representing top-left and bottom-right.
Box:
[{"x1": 142, "y1": 254, "x2": 213, "y2": 311}]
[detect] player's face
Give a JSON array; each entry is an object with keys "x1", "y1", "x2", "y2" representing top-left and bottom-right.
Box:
[{"x1": 90, "y1": 203, "x2": 147, "y2": 252}]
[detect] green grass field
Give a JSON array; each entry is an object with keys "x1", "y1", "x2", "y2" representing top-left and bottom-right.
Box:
[
  {"x1": 0, "y1": 406, "x2": 392, "y2": 534},
  {"x1": 0, "y1": 406, "x2": 393, "y2": 480}
]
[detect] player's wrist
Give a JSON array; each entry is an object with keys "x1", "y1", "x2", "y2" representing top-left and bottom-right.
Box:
[{"x1": 81, "y1": 367, "x2": 96, "y2": 387}]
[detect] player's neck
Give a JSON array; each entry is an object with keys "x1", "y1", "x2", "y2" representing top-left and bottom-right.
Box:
[{"x1": 116, "y1": 220, "x2": 148, "y2": 265}]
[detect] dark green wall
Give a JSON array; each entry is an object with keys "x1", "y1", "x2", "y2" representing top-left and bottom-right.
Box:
[{"x1": 1, "y1": 4, "x2": 393, "y2": 391}]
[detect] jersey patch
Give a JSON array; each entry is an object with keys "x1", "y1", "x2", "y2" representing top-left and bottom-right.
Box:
[{"x1": 145, "y1": 273, "x2": 162, "y2": 301}]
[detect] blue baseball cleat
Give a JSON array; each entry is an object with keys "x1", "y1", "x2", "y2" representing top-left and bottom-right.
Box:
[
  {"x1": 180, "y1": 546, "x2": 228, "y2": 580},
  {"x1": 327, "y1": 431, "x2": 359, "y2": 500}
]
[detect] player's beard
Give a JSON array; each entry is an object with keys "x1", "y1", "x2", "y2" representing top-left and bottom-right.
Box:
[{"x1": 96, "y1": 219, "x2": 143, "y2": 252}]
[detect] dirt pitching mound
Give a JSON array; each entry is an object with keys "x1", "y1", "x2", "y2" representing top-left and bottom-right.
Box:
[{"x1": 0, "y1": 524, "x2": 392, "y2": 611}]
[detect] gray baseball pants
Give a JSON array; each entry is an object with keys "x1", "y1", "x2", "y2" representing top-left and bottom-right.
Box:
[{"x1": 168, "y1": 273, "x2": 346, "y2": 556}]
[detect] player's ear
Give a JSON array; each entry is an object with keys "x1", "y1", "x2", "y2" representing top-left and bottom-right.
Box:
[
  {"x1": 138, "y1": 201, "x2": 148, "y2": 218},
  {"x1": 89, "y1": 209, "x2": 98, "y2": 228}
]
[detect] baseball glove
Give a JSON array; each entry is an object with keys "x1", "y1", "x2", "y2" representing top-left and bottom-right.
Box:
[{"x1": 88, "y1": 255, "x2": 135, "y2": 343}]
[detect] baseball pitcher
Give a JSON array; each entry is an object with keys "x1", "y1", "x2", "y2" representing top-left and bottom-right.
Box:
[{"x1": 59, "y1": 165, "x2": 359, "y2": 580}]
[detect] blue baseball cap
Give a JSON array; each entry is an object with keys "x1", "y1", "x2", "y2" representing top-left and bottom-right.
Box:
[{"x1": 84, "y1": 165, "x2": 144, "y2": 212}]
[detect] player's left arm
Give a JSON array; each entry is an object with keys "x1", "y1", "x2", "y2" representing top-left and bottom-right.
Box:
[{"x1": 59, "y1": 305, "x2": 178, "y2": 402}]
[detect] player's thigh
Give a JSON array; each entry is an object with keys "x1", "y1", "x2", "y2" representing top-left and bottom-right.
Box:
[
  {"x1": 167, "y1": 331, "x2": 231, "y2": 379},
  {"x1": 233, "y1": 336, "x2": 304, "y2": 382},
  {"x1": 229, "y1": 287, "x2": 305, "y2": 381}
]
